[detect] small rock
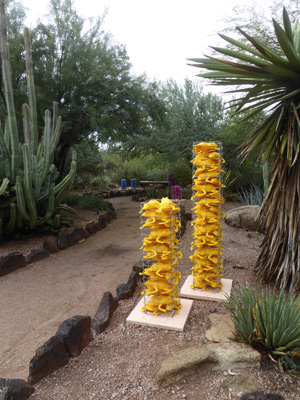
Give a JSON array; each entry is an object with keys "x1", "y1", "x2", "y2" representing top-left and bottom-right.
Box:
[
  {"x1": 0, "y1": 251, "x2": 26, "y2": 276},
  {"x1": 98, "y1": 214, "x2": 107, "y2": 230},
  {"x1": 92, "y1": 292, "x2": 118, "y2": 334},
  {"x1": 57, "y1": 231, "x2": 69, "y2": 250},
  {"x1": 43, "y1": 240, "x2": 59, "y2": 253},
  {"x1": 85, "y1": 221, "x2": 99, "y2": 235},
  {"x1": 0, "y1": 378, "x2": 34, "y2": 400},
  {"x1": 25, "y1": 249, "x2": 49, "y2": 264},
  {"x1": 56, "y1": 315, "x2": 92, "y2": 357},
  {"x1": 28, "y1": 334, "x2": 69, "y2": 384},
  {"x1": 116, "y1": 283, "x2": 133, "y2": 301},
  {"x1": 240, "y1": 393, "x2": 285, "y2": 400},
  {"x1": 222, "y1": 375, "x2": 257, "y2": 400}
]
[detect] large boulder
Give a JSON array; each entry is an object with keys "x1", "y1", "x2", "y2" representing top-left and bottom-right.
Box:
[
  {"x1": 225, "y1": 205, "x2": 264, "y2": 232},
  {"x1": 206, "y1": 314, "x2": 236, "y2": 343},
  {"x1": 157, "y1": 342, "x2": 261, "y2": 387}
]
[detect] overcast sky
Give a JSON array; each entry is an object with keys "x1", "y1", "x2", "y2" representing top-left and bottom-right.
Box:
[{"x1": 23, "y1": 0, "x2": 258, "y2": 90}]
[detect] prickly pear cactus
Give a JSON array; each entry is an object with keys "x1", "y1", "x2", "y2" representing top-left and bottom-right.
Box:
[{"x1": 0, "y1": 1, "x2": 76, "y2": 240}]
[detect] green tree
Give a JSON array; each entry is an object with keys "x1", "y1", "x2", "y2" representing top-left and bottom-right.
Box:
[
  {"x1": 190, "y1": 8, "x2": 300, "y2": 291},
  {"x1": 141, "y1": 78, "x2": 225, "y2": 163},
  {"x1": 29, "y1": 0, "x2": 167, "y2": 175}
]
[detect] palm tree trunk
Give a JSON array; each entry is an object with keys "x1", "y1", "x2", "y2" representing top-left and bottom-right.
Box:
[{"x1": 255, "y1": 151, "x2": 300, "y2": 291}]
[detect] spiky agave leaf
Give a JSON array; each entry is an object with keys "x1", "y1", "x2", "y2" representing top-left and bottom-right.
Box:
[
  {"x1": 189, "y1": 7, "x2": 300, "y2": 166},
  {"x1": 189, "y1": 8, "x2": 300, "y2": 291}
]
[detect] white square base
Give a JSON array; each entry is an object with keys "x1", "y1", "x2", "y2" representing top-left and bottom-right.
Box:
[
  {"x1": 180, "y1": 275, "x2": 232, "y2": 302},
  {"x1": 126, "y1": 297, "x2": 193, "y2": 332}
]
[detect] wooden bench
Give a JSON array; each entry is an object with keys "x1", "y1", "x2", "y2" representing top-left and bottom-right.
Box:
[{"x1": 139, "y1": 181, "x2": 169, "y2": 188}]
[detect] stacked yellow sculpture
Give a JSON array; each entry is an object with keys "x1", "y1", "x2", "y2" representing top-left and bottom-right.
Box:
[
  {"x1": 190, "y1": 142, "x2": 225, "y2": 291},
  {"x1": 140, "y1": 198, "x2": 182, "y2": 314}
]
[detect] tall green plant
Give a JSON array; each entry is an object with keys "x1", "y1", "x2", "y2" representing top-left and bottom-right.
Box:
[
  {"x1": 189, "y1": 8, "x2": 300, "y2": 291},
  {"x1": 0, "y1": 0, "x2": 76, "y2": 240}
]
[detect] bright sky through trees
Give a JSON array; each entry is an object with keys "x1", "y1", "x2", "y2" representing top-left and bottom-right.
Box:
[{"x1": 22, "y1": 0, "x2": 257, "y2": 88}]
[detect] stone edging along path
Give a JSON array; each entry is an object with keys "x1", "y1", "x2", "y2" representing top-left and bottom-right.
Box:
[
  {"x1": 0, "y1": 202, "x2": 191, "y2": 400},
  {"x1": 0, "y1": 203, "x2": 117, "y2": 277}
]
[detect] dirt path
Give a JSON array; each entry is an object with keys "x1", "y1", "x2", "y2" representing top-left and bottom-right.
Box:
[
  {"x1": 1, "y1": 197, "x2": 299, "y2": 400},
  {"x1": 0, "y1": 196, "x2": 142, "y2": 381}
]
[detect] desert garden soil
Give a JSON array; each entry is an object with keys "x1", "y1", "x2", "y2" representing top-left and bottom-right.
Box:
[{"x1": 0, "y1": 196, "x2": 299, "y2": 399}]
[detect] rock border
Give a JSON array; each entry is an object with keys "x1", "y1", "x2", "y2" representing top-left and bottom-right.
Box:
[
  {"x1": 0, "y1": 202, "x2": 117, "y2": 278},
  {"x1": 0, "y1": 208, "x2": 191, "y2": 399}
]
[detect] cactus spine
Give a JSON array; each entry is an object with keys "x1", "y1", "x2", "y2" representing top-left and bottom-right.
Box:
[{"x1": 0, "y1": 0, "x2": 76, "y2": 239}]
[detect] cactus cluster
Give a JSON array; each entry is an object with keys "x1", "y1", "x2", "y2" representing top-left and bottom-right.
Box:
[{"x1": 0, "y1": 5, "x2": 76, "y2": 240}]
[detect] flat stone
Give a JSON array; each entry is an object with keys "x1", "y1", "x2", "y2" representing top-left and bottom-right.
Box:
[
  {"x1": 28, "y1": 334, "x2": 69, "y2": 384},
  {"x1": 0, "y1": 378, "x2": 34, "y2": 400},
  {"x1": 206, "y1": 314, "x2": 237, "y2": 343},
  {"x1": 222, "y1": 376, "x2": 257, "y2": 400},
  {"x1": 56, "y1": 315, "x2": 92, "y2": 357},
  {"x1": 157, "y1": 342, "x2": 261, "y2": 387},
  {"x1": 25, "y1": 249, "x2": 49, "y2": 264},
  {"x1": 0, "y1": 252, "x2": 26, "y2": 276},
  {"x1": 92, "y1": 292, "x2": 118, "y2": 334}
]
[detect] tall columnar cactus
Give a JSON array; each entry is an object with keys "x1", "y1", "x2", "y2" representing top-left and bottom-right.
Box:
[{"x1": 0, "y1": 0, "x2": 76, "y2": 240}]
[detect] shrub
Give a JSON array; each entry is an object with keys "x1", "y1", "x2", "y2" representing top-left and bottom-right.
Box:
[
  {"x1": 225, "y1": 286, "x2": 300, "y2": 373},
  {"x1": 235, "y1": 184, "x2": 264, "y2": 206},
  {"x1": 78, "y1": 195, "x2": 108, "y2": 211},
  {"x1": 90, "y1": 176, "x2": 111, "y2": 189},
  {"x1": 145, "y1": 186, "x2": 170, "y2": 199},
  {"x1": 62, "y1": 193, "x2": 82, "y2": 206}
]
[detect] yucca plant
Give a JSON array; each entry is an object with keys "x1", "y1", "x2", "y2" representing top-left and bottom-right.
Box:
[
  {"x1": 0, "y1": 0, "x2": 76, "y2": 239},
  {"x1": 189, "y1": 8, "x2": 300, "y2": 291},
  {"x1": 226, "y1": 286, "x2": 300, "y2": 373},
  {"x1": 225, "y1": 285, "x2": 256, "y2": 345}
]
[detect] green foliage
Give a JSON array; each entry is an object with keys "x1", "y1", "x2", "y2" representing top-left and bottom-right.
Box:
[
  {"x1": 175, "y1": 158, "x2": 192, "y2": 186},
  {"x1": 140, "y1": 78, "x2": 225, "y2": 163},
  {"x1": 0, "y1": 2, "x2": 76, "y2": 240},
  {"x1": 62, "y1": 193, "x2": 81, "y2": 206},
  {"x1": 225, "y1": 286, "x2": 256, "y2": 344},
  {"x1": 90, "y1": 176, "x2": 111, "y2": 189},
  {"x1": 145, "y1": 186, "x2": 170, "y2": 200},
  {"x1": 181, "y1": 185, "x2": 193, "y2": 199},
  {"x1": 236, "y1": 184, "x2": 265, "y2": 206},
  {"x1": 102, "y1": 150, "x2": 172, "y2": 184},
  {"x1": 78, "y1": 195, "x2": 108, "y2": 211},
  {"x1": 226, "y1": 286, "x2": 300, "y2": 373}
]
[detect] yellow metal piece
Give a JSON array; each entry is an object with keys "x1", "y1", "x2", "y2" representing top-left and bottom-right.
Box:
[
  {"x1": 190, "y1": 142, "x2": 225, "y2": 291},
  {"x1": 140, "y1": 198, "x2": 182, "y2": 315}
]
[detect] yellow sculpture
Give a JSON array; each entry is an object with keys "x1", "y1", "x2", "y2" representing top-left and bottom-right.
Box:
[
  {"x1": 190, "y1": 142, "x2": 225, "y2": 291},
  {"x1": 140, "y1": 198, "x2": 182, "y2": 314}
]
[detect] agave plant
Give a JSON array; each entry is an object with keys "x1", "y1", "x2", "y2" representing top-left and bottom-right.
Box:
[
  {"x1": 189, "y1": 8, "x2": 300, "y2": 291},
  {"x1": 0, "y1": 0, "x2": 76, "y2": 239},
  {"x1": 226, "y1": 286, "x2": 300, "y2": 373}
]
